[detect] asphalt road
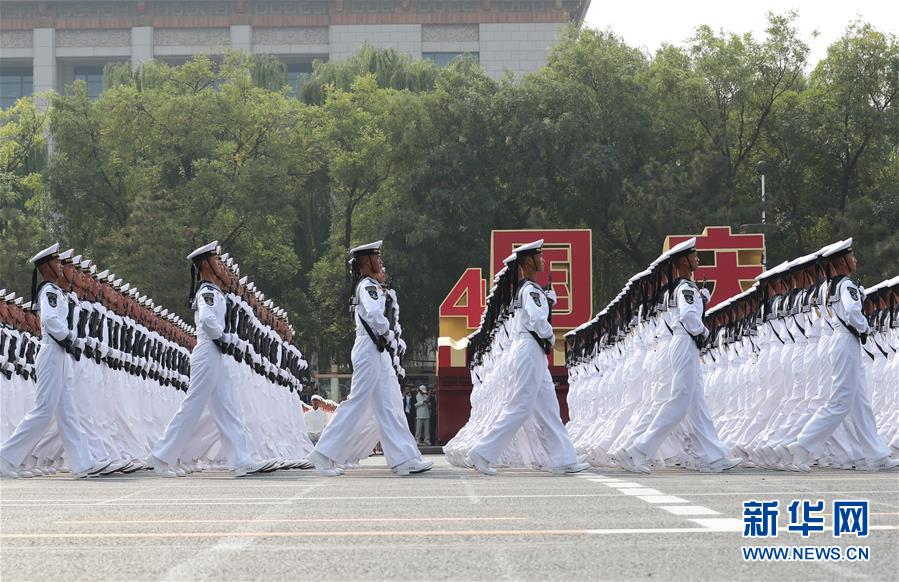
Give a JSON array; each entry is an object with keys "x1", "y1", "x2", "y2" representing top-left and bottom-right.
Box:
[{"x1": 1, "y1": 455, "x2": 897, "y2": 581}]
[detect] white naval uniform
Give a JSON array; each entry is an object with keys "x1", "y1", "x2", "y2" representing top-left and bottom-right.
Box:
[
  {"x1": 314, "y1": 276, "x2": 420, "y2": 468},
  {"x1": 151, "y1": 282, "x2": 254, "y2": 470},
  {"x1": 0, "y1": 283, "x2": 96, "y2": 474},
  {"x1": 633, "y1": 279, "x2": 730, "y2": 463},
  {"x1": 471, "y1": 280, "x2": 578, "y2": 469},
  {"x1": 796, "y1": 277, "x2": 892, "y2": 461}
]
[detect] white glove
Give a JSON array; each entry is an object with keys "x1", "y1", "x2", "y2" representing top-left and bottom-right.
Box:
[{"x1": 545, "y1": 289, "x2": 558, "y2": 306}]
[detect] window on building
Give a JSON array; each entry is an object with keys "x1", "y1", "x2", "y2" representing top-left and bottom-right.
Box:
[
  {"x1": 422, "y1": 52, "x2": 479, "y2": 67},
  {"x1": 73, "y1": 66, "x2": 106, "y2": 99},
  {"x1": 0, "y1": 69, "x2": 33, "y2": 110},
  {"x1": 286, "y1": 63, "x2": 313, "y2": 97}
]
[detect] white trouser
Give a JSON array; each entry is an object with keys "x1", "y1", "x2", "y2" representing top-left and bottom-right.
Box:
[
  {"x1": 152, "y1": 342, "x2": 254, "y2": 470},
  {"x1": 797, "y1": 332, "x2": 891, "y2": 460},
  {"x1": 635, "y1": 334, "x2": 730, "y2": 462},
  {"x1": 0, "y1": 342, "x2": 96, "y2": 474},
  {"x1": 416, "y1": 417, "x2": 430, "y2": 443},
  {"x1": 315, "y1": 334, "x2": 420, "y2": 468},
  {"x1": 472, "y1": 336, "x2": 577, "y2": 468}
]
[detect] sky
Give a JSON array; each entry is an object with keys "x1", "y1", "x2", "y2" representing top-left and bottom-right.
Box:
[{"x1": 583, "y1": 1, "x2": 898, "y2": 67}]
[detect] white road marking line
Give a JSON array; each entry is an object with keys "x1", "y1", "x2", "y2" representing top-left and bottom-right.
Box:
[
  {"x1": 0, "y1": 493, "x2": 646, "y2": 507},
  {"x1": 605, "y1": 481, "x2": 644, "y2": 488},
  {"x1": 659, "y1": 505, "x2": 720, "y2": 516},
  {"x1": 8, "y1": 488, "x2": 897, "y2": 504},
  {"x1": 160, "y1": 481, "x2": 324, "y2": 582},
  {"x1": 4, "y1": 525, "x2": 895, "y2": 543},
  {"x1": 462, "y1": 479, "x2": 480, "y2": 505},
  {"x1": 57, "y1": 517, "x2": 527, "y2": 525},
  {"x1": 583, "y1": 527, "x2": 729, "y2": 535},
  {"x1": 617, "y1": 488, "x2": 663, "y2": 496},
  {"x1": 687, "y1": 518, "x2": 744, "y2": 532},
  {"x1": 675, "y1": 490, "x2": 899, "y2": 498},
  {"x1": 98, "y1": 486, "x2": 164, "y2": 505},
  {"x1": 635, "y1": 495, "x2": 689, "y2": 504}
]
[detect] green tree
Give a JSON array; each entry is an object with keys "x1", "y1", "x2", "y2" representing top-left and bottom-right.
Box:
[{"x1": 0, "y1": 96, "x2": 49, "y2": 294}]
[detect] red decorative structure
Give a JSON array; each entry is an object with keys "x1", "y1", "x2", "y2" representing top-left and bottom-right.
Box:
[
  {"x1": 436, "y1": 230, "x2": 592, "y2": 444},
  {"x1": 666, "y1": 226, "x2": 766, "y2": 308}
]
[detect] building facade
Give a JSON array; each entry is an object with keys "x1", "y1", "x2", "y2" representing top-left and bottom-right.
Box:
[{"x1": 1, "y1": 0, "x2": 590, "y2": 108}]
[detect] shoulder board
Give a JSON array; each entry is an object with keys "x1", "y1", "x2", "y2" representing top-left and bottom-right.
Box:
[
  {"x1": 197, "y1": 281, "x2": 222, "y2": 294},
  {"x1": 827, "y1": 275, "x2": 847, "y2": 302},
  {"x1": 519, "y1": 279, "x2": 543, "y2": 293},
  {"x1": 36, "y1": 280, "x2": 60, "y2": 295}
]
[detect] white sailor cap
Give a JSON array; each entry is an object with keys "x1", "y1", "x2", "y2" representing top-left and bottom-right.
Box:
[
  {"x1": 28, "y1": 242, "x2": 60, "y2": 265},
  {"x1": 97, "y1": 269, "x2": 109, "y2": 279},
  {"x1": 220, "y1": 253, "x2": 230, "y2": 262},
  {"x1": 161, "y1": 309, "x2": 169, "y2": 317},
  {"x1": 79, "y1": 259, "x2": 91, "y2": 270},
  {"x1": 59, "y1": 248, "x2": 75, "y2": 263},
  {"x1": 502, "y1": 253, "x2": 517, "y2": 266},
  {"x1": 265, "y1": 299, "x2": 274, "y2": 308},
  {"x1": 14, "y1": 297, "x2": 23, "y2": 306},
  {"x1": 705, "y1": 302, "x2": 724, "y2": 316},
  {"x1": 821, "y1": 238, "x2": 853, "y2": 258},
  {"x1": 755, "y1": 260, "x2": 790, "y2": 281},
  {"x1": 120, "y1": 283, "x2": 131, "y2": 293},
  {"x1": 129, "y1": 288, "x2": 139, "y2": 298},
  {"x1": 89, "y1": 265, "x2": 97, "y2": 275},
  {"x1": 71, "y1": 255, "x2": 82, "y2": 265},
  {"x1": 22, "y1": 301, "x2": 32, "y2": 311},
  {"x1": 259, "y1": 293, "x2": 265, "y2": 302},
  {"x1": 865, "y1": 281, "x2": 888, "y2": 296},
  {"x1": 786, "y1": 253, "x2": 818, "y2": 272},
  {"x1": 225, "y1": 257, "x2": 234, "y2": 268},
  {"x1": 349, "y1": 240, "x2": 383, "y2": 259},
  {"x1": 239, "y1": 276, "x2": 248, "y2": 285},
  {"x1": 514, "y1": 239, "x2": 544, "y2": 257},
  {"x1": 247, "y1": 282, "x2": 256, "y2": 292},
  {"x1": 138, "y1": 295, "x2": 147, "y2": 304},
  {"x1": 628, "y1": 268, "x2": 652, "y2": 283},
  {"x1": 153, "y1": 305, "x2": 162, "y2": 314},
  {"x1": 311, "y1": 394, "x2": 324, "y2": 402},
  {"x1": 889, "y1": 276, "x2": 899, "y2": 288},
  {"x1": 4, "y1": 292, "x2": 16, "y2": 302},
  {"x1": 666, "y1": 237, "x2": 697, "y2": 259},
  {"x1": 0, "y1": 289, "x2": 5, "y2": 298},
  {"x1": 187, "y1": 241, "x2": 220, "y2": 261},
  {"x1": 649, "y1": 250, "x2": 669, "y2": 267}
]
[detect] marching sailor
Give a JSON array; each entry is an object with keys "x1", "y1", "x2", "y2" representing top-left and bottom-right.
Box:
[
  {"x1": 0, "y1": 244, "x2": 109, "y2": 479},
  {"x1": 309, "y1": 240, "x2": 432, "y2": 476},
  {"x1": 783, "y1": 239, "x2": 899, "y2": 471},
  {"x1": 147, "y1": 242, "x2": 266, "y2": 478},
  {"x1": 616, "y1": 238, "x2": 741, "y2": 474},
  {"x1": 467, "y1": 239, "x2": 589, "y2": 476}
]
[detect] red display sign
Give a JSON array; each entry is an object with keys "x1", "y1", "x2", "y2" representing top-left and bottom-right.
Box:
[
  {"x1": 666, "y1": 226, "x2": 765, "y2": 308},
  {"x1": 436, "y1": 230, "x2": 591, "y2": 444},
  {"x1": 490, "y1": 230, "x2": 593, "y2": 329}
]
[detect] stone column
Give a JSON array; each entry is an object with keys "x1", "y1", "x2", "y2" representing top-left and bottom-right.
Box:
[
  {"x1": 230, "y1": 25, "x2": 252, "y2": 53},
  {"x1": 31, "y1": 28, "x2": 56, "y2": 96},
  {"x1": 131, "y1": 26, "x2": 154, "y2": 68}
]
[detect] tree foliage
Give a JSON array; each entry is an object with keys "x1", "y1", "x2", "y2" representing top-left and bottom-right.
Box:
[{"x1": 1, "y1": 14, "x2": 896, "y2": 366}]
